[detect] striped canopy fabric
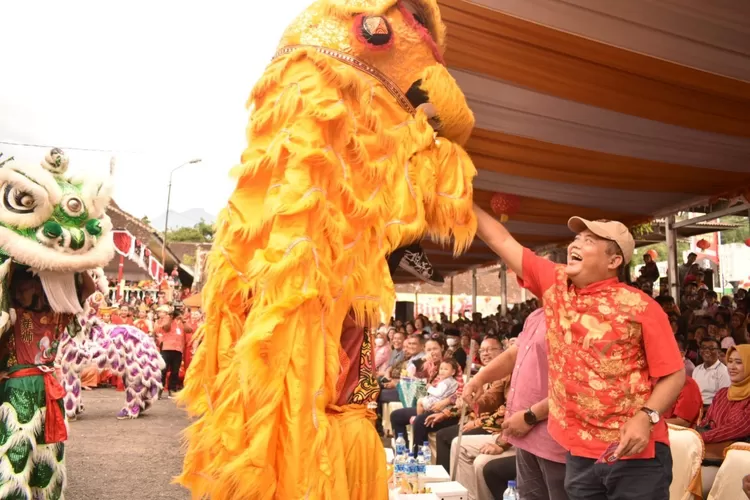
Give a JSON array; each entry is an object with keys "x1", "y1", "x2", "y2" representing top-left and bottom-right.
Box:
[{"x1": 404, "y1": 0, "x2": 750, "y2": 281}]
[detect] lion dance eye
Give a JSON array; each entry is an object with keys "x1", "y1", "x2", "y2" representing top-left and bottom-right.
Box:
[
  {"x1": 67, "y1": 198, "x2": 82, "y2": 213},
  {"x1": 3, "y1": 186, "x2": 36, "y2": 214},
  {"x1": 62, "y1": 196, "x2": 85, "y2": 216}
]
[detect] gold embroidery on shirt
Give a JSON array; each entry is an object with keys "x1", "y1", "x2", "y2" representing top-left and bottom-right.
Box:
[{"x1": 20, "y1": 312, "x2": 33, "y2": 343}]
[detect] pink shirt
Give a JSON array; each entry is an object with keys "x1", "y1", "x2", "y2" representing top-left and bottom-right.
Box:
[{"x1": 505, "y1": 308, "x2": 567, "y2": 463}]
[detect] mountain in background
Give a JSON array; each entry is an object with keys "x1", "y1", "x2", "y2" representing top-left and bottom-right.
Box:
[{"x1": 151, "y1": 208, "x2": 216, "y2": 230}]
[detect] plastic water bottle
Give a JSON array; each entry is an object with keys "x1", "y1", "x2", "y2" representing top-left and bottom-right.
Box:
[
  {"x1": 395, "y1": 433, "x2": 407, "y2": 456},
  {"x1": 503, "y1": 480, "x2": 518, "y2": 500},
  {"x1": 421, "y1": 441, "x2": 432, "y2": 465},
  {"x1": 405, "y1": 454, "x2": 418, "y2": 491},
  {"x1": 394, "y1": 452, "x2": 406, "y2": 484},
  {"x1": 416, "y1": 451, "x2": 426, "y2": 475}
]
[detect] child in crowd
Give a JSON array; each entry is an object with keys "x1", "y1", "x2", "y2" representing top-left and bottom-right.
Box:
[
  {"x1": 416, "y1": 358, "x2": 459, "y2": 415},
  {"x1": 719, "y1": 325, "x2": 736, "y2": 350}
]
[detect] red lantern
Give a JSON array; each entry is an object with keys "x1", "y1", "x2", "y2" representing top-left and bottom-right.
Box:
[
  {"x1": 696, "y1": 239, "x2": 710, "y2": 251},
  {"x1": 490, "y1": 193, "x2": 521, "y2": 222},
  {"x1": 744, "y1": 238, "x2": 750, "y2": 247}
]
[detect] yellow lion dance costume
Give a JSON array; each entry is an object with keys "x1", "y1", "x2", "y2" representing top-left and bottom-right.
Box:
[{"x1": 178, "y1": 1, "x2": 477, "y2": 498}]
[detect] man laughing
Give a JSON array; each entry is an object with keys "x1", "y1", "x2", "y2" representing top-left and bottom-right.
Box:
[{"x1": 469, "y1": 205, "x2": 685, "y2": 500}]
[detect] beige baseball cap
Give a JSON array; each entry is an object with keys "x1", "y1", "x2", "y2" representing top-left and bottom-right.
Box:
[{"x1": 568, "y1": 217, "x2": 635, "y2": 264}]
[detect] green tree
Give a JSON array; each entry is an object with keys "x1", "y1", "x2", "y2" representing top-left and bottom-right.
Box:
[
  {"x1": 166, "y1": 219, "x2": 215, "y2": 243},
  {"x1": 717, "y1": 216, "x2": 750, "y2": 244},
  {"x1": 141, "y1": 215, "x2": 151, "y2": 226}
]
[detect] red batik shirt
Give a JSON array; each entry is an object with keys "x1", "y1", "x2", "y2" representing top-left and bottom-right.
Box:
[{"x1": 520, "y1": 249, "x2": 684, "y2": 460}]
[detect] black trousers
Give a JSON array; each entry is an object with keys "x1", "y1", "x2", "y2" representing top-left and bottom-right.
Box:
[
  {"x1": 482, "y1": 454, "x2": 518, "y2": 499},
  {"x1": 161, "y1": 350, "x2": 182, "y2": 392},
  {"x1": 435, "y1": 424, "x2": 489, "y2": 471},
  {"x1": 391, "y1": 407, "x2": 459, "y2": 454},
  {"x1": 564, "y1": 443, "x2": 672, "y2": 500},
  {"x1": 376, "y1": 388, "x2": 401, "y2": 434}
]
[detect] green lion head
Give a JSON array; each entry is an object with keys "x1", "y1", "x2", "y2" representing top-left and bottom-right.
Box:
[
  {"x1": 0, "y1": 149, "x2": 115, "y2": 317},
  {"x1": 0, "y1": 148, "x2": 114, "y2": 270}
]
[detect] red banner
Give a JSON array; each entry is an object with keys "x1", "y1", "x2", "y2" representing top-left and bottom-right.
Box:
[{"x1": 112, "y1": 230, "x2": 134, "y2": 257}]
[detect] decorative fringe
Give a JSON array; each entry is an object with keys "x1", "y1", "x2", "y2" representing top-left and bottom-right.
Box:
[{"x1": 177, "y1": 43, "x2": 476, "y2": 500}]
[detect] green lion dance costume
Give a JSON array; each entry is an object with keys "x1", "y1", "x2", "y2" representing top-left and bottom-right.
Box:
[
  {"x1": 0, "y1": 149, "x2": 114, "y2": 499},
  {"x1": 179, "y1": 1, "x2": 478, "y2": 499}
]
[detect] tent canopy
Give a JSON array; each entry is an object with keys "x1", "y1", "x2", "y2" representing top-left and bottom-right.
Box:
[{"x1": 410, "y1": 0, "x2": 750, "y2": 279}]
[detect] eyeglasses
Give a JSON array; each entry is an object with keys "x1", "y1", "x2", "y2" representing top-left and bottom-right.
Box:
[
  {"x1": 479, "y1": 348, "x2": 501, "y2": 354},
  {"x1": 700, "y1": 347, "x2": 719, "y2": 352}
]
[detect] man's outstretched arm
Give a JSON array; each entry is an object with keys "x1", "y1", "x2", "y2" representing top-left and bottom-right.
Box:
[{"x1": 474, "y1": 203, "x2": 524, "y2": 279}]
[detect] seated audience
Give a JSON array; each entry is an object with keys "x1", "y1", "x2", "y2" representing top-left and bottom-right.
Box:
[
  {"x1": 699, "y1": 345, "x2": 750, "y2": 496},
  {"x1": 677, "y1": 337, "x2": 695, "y2": 378},
  {"x1": 390, "y1": 337, "x2": 464, "y2": 452},
  {"x1": 431, "y1": 336, "x2": 507, "y2": 470},
  {"x1": 719, "y1": 325, "x2": 736, "y2": 350},
  {"x1": 417, "y1": 359, "x2": 459, "y2": 415},
  {"x1": 374, "y1": 329, "x2": 392, "y2": 376},
  {"x1": 699, "y1": 345, "x2": 750, "y2": 446},
  {"x1": 445, "y1": 328, "x2": 467, "y2": 368},
  {"x1": 453, "y1": 432, "x2": 513, "y2": 500},
  {"x1": 693, "y1": 338, "x2": 731, "y2": 407},
  {"x1": 376, "y1": 334, "x2": 422, "y2": 434}
]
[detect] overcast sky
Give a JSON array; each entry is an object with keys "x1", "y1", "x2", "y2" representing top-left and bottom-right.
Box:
[{"x1": 0, "y1": 0, "x2": 313, "y2": 220}]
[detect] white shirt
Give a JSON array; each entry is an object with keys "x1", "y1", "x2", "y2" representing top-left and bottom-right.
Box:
[{"x1": 693, "y1": 360, "x2": 731, "y2": 405}]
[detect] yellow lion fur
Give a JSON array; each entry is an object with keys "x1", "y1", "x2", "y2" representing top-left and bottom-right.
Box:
[{"x1": 177, "y1": 1, "x2": 476, "y2": 499}]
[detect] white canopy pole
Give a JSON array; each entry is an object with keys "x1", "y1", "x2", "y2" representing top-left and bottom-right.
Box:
[
  {"x1": 500, "y1": 264, "x2": 508, "y2": 316},
  {"x1": 471, "y1": 269, "x2": 478, "y2": 315},
  {"x1": 666, "y1": 215, "x2": 679, "y2": 305}
]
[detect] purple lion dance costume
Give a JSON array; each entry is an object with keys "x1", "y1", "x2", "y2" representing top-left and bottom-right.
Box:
[{"x1": 57, "y1": 287, "x2": 165, "y2": 420}]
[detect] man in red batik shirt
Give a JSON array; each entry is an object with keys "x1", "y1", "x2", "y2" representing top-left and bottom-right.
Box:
[{"x1": 471, "y1": 205, "x2": 685, "y2": 500}]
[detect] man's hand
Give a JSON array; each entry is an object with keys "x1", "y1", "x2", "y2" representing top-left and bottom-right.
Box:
[
  {"x1": 501, "y1": 411, "x2": 533, "y2": 438},
  {"x1": 462, "y1": 419, "x2": 480, "y2": 433},
  {"x1": 479, "y1": 442, "x2": 505, "y2": 455},
  {"x1": 743, "y1": 474, "x2": 750, "y2": 499},
  {"x1": 425, "y1": 412, "x2": 447, "y2": 427},
  {"x1": 0, "y1": 371, "x2": 9, "y2": 382},
  {"x1": 614, "y1": 411, "x2": 652, "y2": 458},
  {"x1": 461, "y1": 379, "x2": 485, "y2": 407}
]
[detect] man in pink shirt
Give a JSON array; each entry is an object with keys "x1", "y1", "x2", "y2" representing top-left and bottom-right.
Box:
[
  {"x1": 155, "y1": 305, "x2": 187, "y2": 399},
  {"x1": 464, "y1": 253, "x2": 568, "y2": 500}
]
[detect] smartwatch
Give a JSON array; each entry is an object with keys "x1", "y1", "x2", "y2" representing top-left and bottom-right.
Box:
[{"x1": 523, "y1": 408, "x2": 538, "y2": 426}]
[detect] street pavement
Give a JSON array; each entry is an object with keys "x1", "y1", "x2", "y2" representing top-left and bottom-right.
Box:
[{"x1": 66, "y1": 388, "x2": 190, "y2": 499}]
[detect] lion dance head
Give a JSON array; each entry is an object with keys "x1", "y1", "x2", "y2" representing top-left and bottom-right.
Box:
[{"x1": 177, "y1": 1, "x2": 477, "y2": 498}]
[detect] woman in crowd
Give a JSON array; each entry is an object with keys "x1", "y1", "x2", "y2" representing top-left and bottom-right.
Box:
[
  {"x1": 405, "y1": 322, "x2": 416, "y2": 336},
  {"x1": 374, "y1": 329, "x2": 392, "y2": 377},
  {"x1": 700, "y1": 345, "x2": 750, "y2": 445},
  {"x1": 414, "y1": 317, "x2": 426, "y2": 336},
  {"x1": 700, "y1": 345, "x2": 750, "y2": 495},
  {"x1": 390, "y1": 335, "x2": 463, "y2": 453}
]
